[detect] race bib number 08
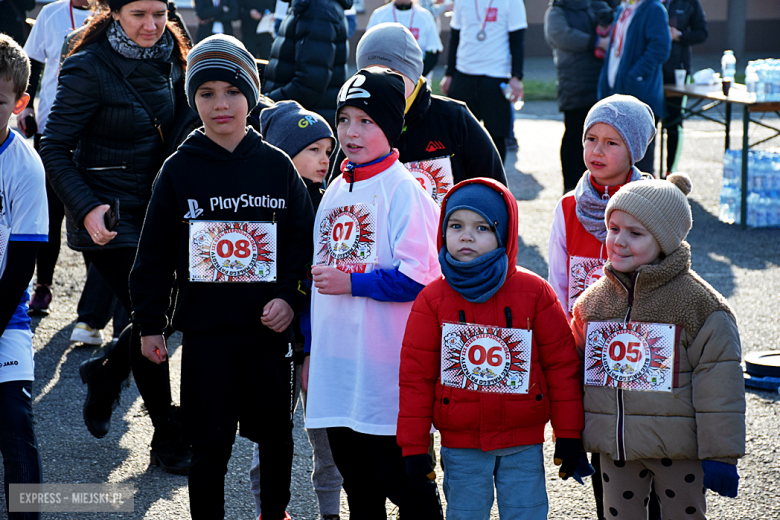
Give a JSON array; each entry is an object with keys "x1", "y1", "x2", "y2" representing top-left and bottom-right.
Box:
[
  {"x1": 405, "y1": 156, "x2": 454, "y2": 207},
  {"x1": 189, "y1": 221, "x2": 276, "y2": 282},
  {"x1": 568, "y1": 255, "x2": 605, "y2": 312},
  {"x1": 441, "y1": 322, "x2": 532, "y2": 394},
  {"x1": 316, "y1": 204, "x2": 377, "y2": 273},
  {"x1": 584, "y1": 321, "x2": 676, "y2": 392}
]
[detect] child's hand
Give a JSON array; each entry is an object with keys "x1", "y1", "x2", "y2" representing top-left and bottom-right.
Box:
[
  {"x1": 553, "y1": 438, "x2": 582, "y2": 480},
  {"x1": 301, "y1": 355, "x2": 310, "y2": 392},
  {"x1": 311, "y1": 266, "x2": 352, "y2": 295},
  {"x1": 261, "y1": 298, "x2": 294, "y2": 332},
  {"x1": 405, "y1": 454, "x2": 436, "y2": 492},
  {"x1": 141, "y1": 335, "x2": 168, "y2": 364}
]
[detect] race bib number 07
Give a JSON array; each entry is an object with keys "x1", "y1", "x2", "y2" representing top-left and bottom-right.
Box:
[
  {"x1": 584, "y1": 321, "x2": 676, "y2": 392},
  {"x1": 189, "y1": 221, "x2": 276, "y2": 282},
  {"x1": 405, "y1": 156, "x2": 454, "y2": 207},
  {"x1": 568, "y1": 256, "x2": 606, "y2": 312},
  {"x1": 441, "y1": 322, "x2": 532, "y2": 394},
  {"x1": 315, "y1": 204, "x2": 377, "y2": 273}
]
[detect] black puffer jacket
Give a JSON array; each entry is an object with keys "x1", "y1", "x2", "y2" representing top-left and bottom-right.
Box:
[
  {"x1": 662, "y1": 0, "x2": 707, "y2": 82},
  {"x1": 544, "y1": 0, "x2": 612, "y2": 112},
  {"x1": 262, "y1": 0, "x2": 353, "y2": 126},
  {"x1": 41, "y1": 34, "x2": 183, "y2": 251}
]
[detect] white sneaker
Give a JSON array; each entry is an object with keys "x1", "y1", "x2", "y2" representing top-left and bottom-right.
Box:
[{"x1": 70, "y1": 322, "x2": 103, "y2": 345}]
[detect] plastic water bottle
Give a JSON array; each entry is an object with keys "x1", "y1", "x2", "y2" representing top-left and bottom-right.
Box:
[
  {"x1": 721, "y1": 50, "x2": 736, "y2": 82},
  {"x1": 499, "y1": 82, "x2": 525, "y2": 111}
]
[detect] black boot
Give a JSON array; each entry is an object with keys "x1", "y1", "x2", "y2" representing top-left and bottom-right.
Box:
[
  {"x1": 150, "y1": 406, "x2": 192, "y2": 475},
  {"x1": 79, "y1": 355, "x2": 125, "y2": 439}
]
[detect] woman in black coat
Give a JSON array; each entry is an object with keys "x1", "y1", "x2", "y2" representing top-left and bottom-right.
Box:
[{"x1": 40, "y1": 0, "x2": 191, "y2": 474}]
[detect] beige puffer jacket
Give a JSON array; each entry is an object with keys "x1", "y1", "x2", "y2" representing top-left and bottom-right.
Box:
[{"x1": 571, "y1": 242, "x2": 745, "y2": 463}]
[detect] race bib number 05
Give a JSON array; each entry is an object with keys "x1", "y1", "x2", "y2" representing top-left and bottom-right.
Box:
[
  {"x1": 441, "y1": 322, "x2": 532, "y2": 394},
  {"x1": 405, "y1": 156, "x2": 454, "y2": 207},
  {"x1": 568, "y1": 255, "x2": 605, "y2": 312},
  {"x1": 189, "y1": 221, "x2": 276, "y2": 282},
  {"x1": 584, "y1": 321, "x2": 676, "y2": 392},
  {"x1": 315, "y1": 204, "x2": 377, "y2": 273}
]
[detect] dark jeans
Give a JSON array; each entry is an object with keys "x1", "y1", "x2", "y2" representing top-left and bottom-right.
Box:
[
  {"x1": 0, "y1": 381, "x2": 42, "y2": 520},
  {"x1": 448, "y1": 70, "x2": 511, "y2": 164},
  {"x1": 82, "y1": 247, "x2": 172, "y2": 421},
  {"x1": 664, "y1": 96, "x2": 684, "y2": 173},
  {"x1": 327, "y1": 427, "x2": 443, "y2": 520},
  {"x1": 33, "y1": 134, "x2": 64, "y2": 287},
  {"x1": 561, "y1": 107, "x2": 591, "y2": 193},
  {"x1": 77, "y1": 262, "x2": 131, "y2": 336}
]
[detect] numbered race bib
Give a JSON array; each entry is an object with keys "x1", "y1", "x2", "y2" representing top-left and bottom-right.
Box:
[
  {"x1": 315, "y1": 204, "x2": 377, "y2": 274},
  {"x1": 568, "y1": 255, "x2": 606, "y2": 312},
  {"x1": 441, "y1": 322, "x2": 533, "y2": 394},
  {"x1": 189, "y1": 221, "x2": 276, "y2": 282},
  {"x1": 584, "y1": 321, "x2": 676, "y2": 393},
  {"x1": 405, "y1": 156, "x2": 454, "y2": 206}
]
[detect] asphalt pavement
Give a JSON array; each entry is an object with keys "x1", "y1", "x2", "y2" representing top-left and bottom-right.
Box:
[{"x1": 3, "y1": 100, "x2": 780, "y2": 519}]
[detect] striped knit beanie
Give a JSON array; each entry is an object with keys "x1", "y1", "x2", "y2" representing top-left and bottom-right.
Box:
[
  {"x1": 186, "y1": 35, "x2": 260, "y2": 110},
  {"x1": 605, "y1": 173, "x2": 693, "y2": 255}
]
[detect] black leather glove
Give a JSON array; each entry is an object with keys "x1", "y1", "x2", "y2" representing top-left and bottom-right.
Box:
[
  {"x1": 554, "y1": 438, "x2": 582, "y2": 480},
  {"x1": 405, "y1": 453, "x2": 436, "y2": 492}
]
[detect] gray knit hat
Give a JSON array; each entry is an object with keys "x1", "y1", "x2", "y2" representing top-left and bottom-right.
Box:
[
  {"x1": 605, "y1": 173, "x2": 693, "y2": 255},
  {"x1": 583, "y1": 94, "x2": 656, "y2": 165},
  {"x1": 356, "y1": 22, "x2": 424, "y2": 82},
  {"x1": 260, "y1": 100, "x2": 335, "y2": 159},
  {"x1": 186, "y1": 35, "x2": 260, "y2": 110}
]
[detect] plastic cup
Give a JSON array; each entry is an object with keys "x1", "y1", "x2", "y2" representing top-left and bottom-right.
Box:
[
  {"x1": 722, "y1": 78, "x2": 732, "y2": 96},
  {"x1": 675, "y1": 69, "x2": 686, "y2": 88}
]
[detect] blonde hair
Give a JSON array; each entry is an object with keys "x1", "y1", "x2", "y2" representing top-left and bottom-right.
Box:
[{"x1": 0, "y1": 34, "x2": 30, "y2": 100}]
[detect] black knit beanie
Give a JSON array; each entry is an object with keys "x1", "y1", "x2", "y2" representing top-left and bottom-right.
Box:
[{"x1": 336, "y1": 67, "x2": 406, "y2": 146}]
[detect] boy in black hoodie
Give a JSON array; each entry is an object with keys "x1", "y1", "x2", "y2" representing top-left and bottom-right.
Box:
[{"x1": 129, "y1": 35, "x2": 313, "y2": 520}]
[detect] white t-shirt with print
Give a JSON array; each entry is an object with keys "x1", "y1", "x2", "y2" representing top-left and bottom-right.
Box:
[
  {"x1": 367, "y1": 3, "x2": 443, "y2": 54},
  {"x1": 451, "y1": 0, "x2": 527, "y2": 78},
  {"x1": 305, "y1": 161, "x2": 441, "y2": 435},
  {"x1": 0, "y1": 130, "x2": 49, "y2": 383},
  {"x1": 23, "y1": 0, "x2": 91, "y2": 133}
]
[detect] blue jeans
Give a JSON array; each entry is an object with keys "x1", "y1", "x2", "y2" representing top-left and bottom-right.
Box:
[
  {"x1": 441, "y1": 444, "x2": 547, "y2": 520},
  {"x1": 0, "y1": 380, "x2": 42, "y2": 520}
]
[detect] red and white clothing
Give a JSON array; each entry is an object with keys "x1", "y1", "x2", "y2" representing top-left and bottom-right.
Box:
[
  {"x1": 450, "y1": 0, "x2": 527, "y2": 78},
  {"x1": 305, "y1": 153, "x2": 441, "y2": 435},
  {"x1": 367, "y1": 3, "x2": 443, "y2": 54},
  {"x1": 607, "y1": 0, "x2": 644, "y2": 88}
]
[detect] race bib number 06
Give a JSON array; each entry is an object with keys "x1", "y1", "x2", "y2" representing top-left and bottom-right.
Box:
[
  {"x1": 315, "y1": 204, "x2": 377, "y2": 273},
  {"x1": 189, "y1": 221, "x2": 276, "y2": 282},
  {"x1": 441, "y1": 322, "x2": 532, "y2": 394},
  {"x1": 405, "y1": 156, "x2": 454, "y2": 206},
  {"x1": 568, "y1": 255, "x2": 605, "y2": 312},
  {"x1": 584, "y1": 321, "x2": 676, "y2": 392}
]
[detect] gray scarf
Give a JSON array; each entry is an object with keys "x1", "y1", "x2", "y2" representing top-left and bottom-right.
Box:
[
  {"x1": 106, "y1": 20, "x2": 174, "y2": 61},
  {"x1": 574, "y1": 167, "x2": 646, "y2": 243}
]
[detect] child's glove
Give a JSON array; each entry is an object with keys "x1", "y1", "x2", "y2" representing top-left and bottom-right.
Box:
[
  {"x1": 571, "y1": 452, "x2": 595, "y2": 485},
  {"x1": 553, "y1": 438, "x2": 581, "y2": 480},
  {"x1": 405, "y1": 453, "x2": 436, "y2": 492},
  {"x1": 702, "y1": 460, "x2": 739, "y2": 498}
]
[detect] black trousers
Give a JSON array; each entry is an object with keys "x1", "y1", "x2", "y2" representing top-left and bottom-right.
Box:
[
  {"x1": 326, "y1": 427, "x2": 443, "y2": 520},
  {"x1": 448, "y1": 70, "x2": 511, "y2": 164},
  {"x1": 663, "y1": 96, "x2": 684, "y2": 173},
  {"x1": 181, "y1": 338, "x2": 295, "y2": 520},
  {"x1": 82, "y1": 247, "x2": 172, "y2": 420},
  {"x1": 77, "y1": 262, "x2": 130, "y2": 335},
  {"x1": 33, "y1": 134, "x2": 65, "y2": 287},
  {"x1": 561, "y1": 107, "x2": 591, "y2": 193}
]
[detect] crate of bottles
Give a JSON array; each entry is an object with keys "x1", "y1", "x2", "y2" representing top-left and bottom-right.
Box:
[
  {"x1": 719, "y1": 149, "x2": 780, "y2": 227},
  {"x1": 745, "y1": 59, "x2": 780, "y2": 102}
]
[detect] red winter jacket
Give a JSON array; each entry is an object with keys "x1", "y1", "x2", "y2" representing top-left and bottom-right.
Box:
[{"x1": 397, "y1": 178, "x2": 584, "y2": 456}]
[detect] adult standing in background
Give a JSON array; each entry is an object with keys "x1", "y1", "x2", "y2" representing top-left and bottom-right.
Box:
[
  {"x1": 40, "y1": 0, "x2": 191, "y2": 474},
  {"x1": 239, "y1": 0, "x2": 276, "y2": 58},
  {"x1": 662, "y1": 0, "x2": 706, "y2": 175},
  {"x1": 544, "y1": 0, "x2": 613, "y2": 194},
  {"x1": 366, "y1": 0, "x2": 442, "y2": 78},
  {"x1": 0, "y1": 0, "x2": 36, "y2": 45},
  {"x1": 597, "y1": 0, "x2": 670, "y2": 174},
  {"x1": 262, "y1": 0, "x2": 353, "y2": 127},
  {"x1": 194, "y1": 0, "x2": 239, "y2": 42},
  {"x1": 18, "y1": 0, "x2": 92, "y2": 315},
  {"x1": 440, "y1": 0, "x2": 527, "y2": 163}
]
